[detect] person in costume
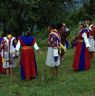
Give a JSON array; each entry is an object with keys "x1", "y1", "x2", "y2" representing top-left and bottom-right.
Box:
[
  {"x1": 46, "y1": 24, "x2": 61, "y2": 76},
  {"x1": 65, "y1": 39, "x2": 70, "y2": 49},
  {"x1": 0, "y1": 32, "x2": 17, "y2": 75},
  {"x1": 15, "y1": 31, "x2": 40, "y2": 80},
  {"x1": 57, "y1": 23, "x2": 69, "y2": 60},
  {"x1": 71, "y1": 36, "x2": 78, "y2": 48},
  {"x1": 85, "y1": 17, "x2": 95, "y2": 60},
  {"x1": 73, "y1": 21, "x2": 91, "y2": 71}
]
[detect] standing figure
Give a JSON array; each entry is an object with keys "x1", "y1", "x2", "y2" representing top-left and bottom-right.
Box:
[
  {"x1": 46, "y1": 24, "x2": 61, "y2": 76},
  {"x1": 73, "y1": 22, "x2": 91, "y2": 71},
  {"x1": 0, "y1": 33, "x2": 17, "y2": 75},
  {"x1": 15, "y1": 31, "x2": 40, "y2": 80},
  {"x1": 71, "y1": 36, "x2": 78, "y2": 48},
  {"x1": 57, "y1": 23, "x2": 69, "y2": 60},
  {"x1": 85, "y1": 17, "x2": 95, "y2": 60}
]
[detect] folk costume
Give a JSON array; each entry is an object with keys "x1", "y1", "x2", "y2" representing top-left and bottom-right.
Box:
[
  {"x1": 87, "y1": 24, "x2": 95, "y2": 59},
  {"x1": 58, "y1": 25, "x2": 70, "y2": 60},
  {"x1": 0, "y1": 34, "x2": 17, "y2": 75},
  {"x1": 73, "y1": 28, "x2": 91, "y2": 71},
  {"x1": 16, "y1": 36, "x2": 39, "y2": 80},
  {"x1": 46, "y1": 29, "x2": 61, "y2": 67}
]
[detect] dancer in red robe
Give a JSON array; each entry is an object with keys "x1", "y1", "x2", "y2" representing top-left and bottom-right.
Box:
[
  {"x1": 16, "y1": 31, "x2": 40, "y2": 80},
  {"x1": 73, "y1": 22, "x2": 91, "y2": 71}
]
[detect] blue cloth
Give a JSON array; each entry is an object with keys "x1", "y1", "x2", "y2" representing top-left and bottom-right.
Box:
[
  {"x1": 20, "y1": 57, "x2": 25, "y2": 80},
  {"x1": 66, "y1": 40, "x2": 70, "y2": 48},
  {"x1": 19, "y1": 36, "x2": 35, "y2": 46},
  {"x1": 80, "y1": 28, "x2": 88, "y2": 35},
  {"x1": 0, "y1": 37, "x2": 2, "y2": 43},
  {"x1": 20, "y1": 63, "x2": 25, "y2": 80},
  {"x1": 78, "y1": 28, "x2": 88, "y2": 70},
  {"x1": 79, "y1": 42, "x2": 85, "y2": 70},
  {"x1": 54, "y1": 56, "x2": 58, "y2": 62}
]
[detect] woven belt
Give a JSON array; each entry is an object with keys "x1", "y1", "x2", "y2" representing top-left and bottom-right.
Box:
[
  {"x1": 22, "y1": 46, "x2": 32, "y2": 49},
  {"x1": 78, "y1": 40, "x2": 84, "y2": 42}
]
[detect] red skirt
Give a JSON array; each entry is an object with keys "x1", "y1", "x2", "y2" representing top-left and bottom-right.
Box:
[
  {"x1": 73, "y1": 42, "x2": 90, "y2": 71},
  {"x1": 20, "y1": 46, "x2": 37, "y2": 80}
]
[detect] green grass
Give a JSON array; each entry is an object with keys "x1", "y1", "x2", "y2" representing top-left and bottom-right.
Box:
[{"x1": 0, "y1": 48, "x2": 95, "y2": 96}]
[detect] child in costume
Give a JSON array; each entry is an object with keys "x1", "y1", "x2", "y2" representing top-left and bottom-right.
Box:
[
  {"x1": 0, "y1": 32, "x2": 17, "y2": 75},
  {"x1": 57, "y1": 23, "x2": 69, "y2": 60},
  {"x1": 46, "y1": 24, "x2": 61, "y2": 76}
]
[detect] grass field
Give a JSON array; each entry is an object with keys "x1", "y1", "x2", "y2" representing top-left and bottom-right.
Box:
[{"x1": 0, "y1": 47, "x2": 95, "y2": 96}]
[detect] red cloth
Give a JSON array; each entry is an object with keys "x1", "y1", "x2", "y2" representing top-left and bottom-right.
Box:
[
  {"x1": 21, "y1": 47, "x2": 37, "y2": 80},
  {"x1": 89, "y1": 24, "x2": 95, "y2": 60},
  {"x1": 73, "y1": 42, "x2": 82, "y2": 71},
  {"x1": 90, "y1": 24, "x2": 95, "y2": 37},
  {"x1": 85, "y1": 48, "x2": 91, "y2": 70}
]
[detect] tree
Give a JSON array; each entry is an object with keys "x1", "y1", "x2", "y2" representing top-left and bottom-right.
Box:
[{"x1": 0, "y1": 0, "x2": 72, "y2": 36}]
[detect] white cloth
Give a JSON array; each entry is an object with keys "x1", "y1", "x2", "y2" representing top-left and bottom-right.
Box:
[
  {"x1": 3, "y1": 37, "x2": 16, "y2": 57},
  {"x1": 2, "y1": 37, "x2": 16, "y2": 68},
  {"x1": 3, "y1": 52, "x2": 15, "y2": 68},
  {"x1": 16, "y1": 41, "x2": 39, "y2": 51},
  {"x1": 46, "y1": 47, "x2": 60, "y2": 68},
  {"x1": 33, "y1": 42, "x2": 39, "y2": 50},
  {"x1": 66, "y1": 28, "x2": 69, "y2": 32},
  {"x1": 88, "y1": 37, "x2": 95, "y2": 52},
  {"x1": 82, "y1": 33, "x2": 91, "y2": 48},
  {"x1": 15, "y1": 41, "x2": 20, "y2": 56},
  {"x1": 88, "y1": 24, "x2": 95, "y2": 52},
  {"x1": 89, "y1": 24, "x2": 93, "y2": 31},
  {"x1": 15, "y1": 41, "x2": 21, "y2": 51},
  {"x1": 53, "y1": 48, "x2": 58, "y2": 56}
]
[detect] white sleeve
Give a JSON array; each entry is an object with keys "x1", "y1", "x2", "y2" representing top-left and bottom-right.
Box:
[
  {"x1": 15, "y1": 41, "x2": 21, "y2": 51},
  {"x1": 82, "y1": 33, "x2": 91, "y2": 48},
  {"x1": 33, "y1": 42, "x2": 39, "y2": 50},
  {"x1": 53, "y1": 48, "x2": 58, "y2": 57},
  {"x1": 66, "y1": 28, "x2": 69, "y2": 32}
]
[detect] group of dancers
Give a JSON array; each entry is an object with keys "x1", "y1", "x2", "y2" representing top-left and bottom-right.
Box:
[
  {"x1": 0, "y1": 32, "x2": 40, "y2": 80},
  {"x1": 0, "y1": 17, "x2": 95, "y2": 80}
]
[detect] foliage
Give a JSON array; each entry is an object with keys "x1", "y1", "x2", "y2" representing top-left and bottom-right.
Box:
[
  {"x1": 0, "y1": 0, "x2": 69, "y2": 36},
  {"x1": 0, "y1": 0, "x2": 95, "y2": 37}
]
